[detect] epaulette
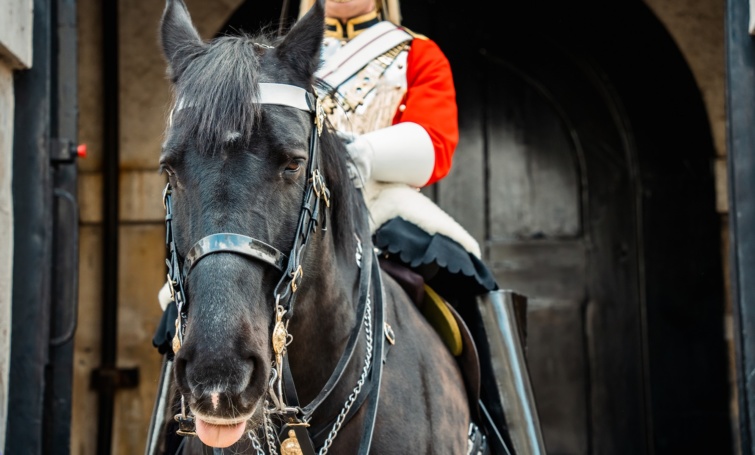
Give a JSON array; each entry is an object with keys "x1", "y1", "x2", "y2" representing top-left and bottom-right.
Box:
[{"x1": 400, "y1": 26, "x2": 428, "y2": 40}]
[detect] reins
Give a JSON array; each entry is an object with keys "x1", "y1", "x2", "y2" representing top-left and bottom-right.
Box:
[{"x1": 162, "y1": 82, "x2": 386, "y2": 455}]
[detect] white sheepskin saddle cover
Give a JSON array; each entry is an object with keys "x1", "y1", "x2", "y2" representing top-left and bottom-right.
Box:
[{"x1": 363, "y1": 181, "x2": 482, "y2": 258}]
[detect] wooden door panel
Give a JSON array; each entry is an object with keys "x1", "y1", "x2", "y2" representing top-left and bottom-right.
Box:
[
  {"x1": 481, "y1": 58, "x2": 592, "y2": 454},
  {"x1": 486, "y1": 70, "x2": 581, "y2": 240},
  {"x1": 435, "y1": 51, "x2": 487, "y2": 243},
  {"x1": 527, "y1": 301, "x2": 589, "y2": 455},
  {"x1": 488, "y1": 240, "x2": 586, "y2": 300},
  {"x1": 407, "y1": 0, "x2": 730, "y2": 452}
]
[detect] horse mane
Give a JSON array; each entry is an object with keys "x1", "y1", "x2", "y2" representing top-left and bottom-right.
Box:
[
  {"x1": 172, "y1": 31, "x2": 366, "y2": 252},
  {"x1": 318, "y1": 125, "x2": 368, "y2": 250}
]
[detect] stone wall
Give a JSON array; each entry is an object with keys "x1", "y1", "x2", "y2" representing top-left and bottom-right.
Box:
[
  {"x1": 0, "y1": 0, "x2": 32, "y2": 448},
  {"x1": 0, "y1": 0, "x2": 33, "y2": 69}
]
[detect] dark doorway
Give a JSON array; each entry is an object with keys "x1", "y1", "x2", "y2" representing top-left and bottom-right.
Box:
[
  {"x1": 220, "y1": 1, "x2": 732, "y2": 453},
  {"x1": 401, "y1": 0, "x2": 730, "y2": 453}
]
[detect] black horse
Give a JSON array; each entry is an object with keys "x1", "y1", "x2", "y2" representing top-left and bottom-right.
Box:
[{"x1": 156, "y1": 0, "x2": 471, "y2": 452}]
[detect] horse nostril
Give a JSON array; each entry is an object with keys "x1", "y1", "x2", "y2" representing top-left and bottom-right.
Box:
[
  {"x1": 239, "y1": 356, "x2": 255, "y2": 392},
  {"x1": 234, "y1": 356, "x2": 260, "y2": 407},
  {"x1": 173, "y1": 356, "x2": 188, "y2": 388}
]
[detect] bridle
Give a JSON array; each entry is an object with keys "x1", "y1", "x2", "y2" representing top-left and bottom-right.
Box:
[
  {"x1": 162, "y1": 82, "x2": 387, "y2": 455},
  {"x1": 166, "y1": 82, "x2": 328, "y2": 329}
]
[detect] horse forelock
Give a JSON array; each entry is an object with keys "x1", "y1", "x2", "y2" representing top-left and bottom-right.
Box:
[{"x1": 170, "y1": 33, "x2": 274, "y2": 156}]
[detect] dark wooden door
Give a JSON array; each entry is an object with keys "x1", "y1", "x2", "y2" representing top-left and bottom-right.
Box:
[
  {"x1": 404, "y1": 0, "x2": 732, "y2": 453},
  {"x1": 428, "y1": 40, "x2": 646, "y2": 455}
]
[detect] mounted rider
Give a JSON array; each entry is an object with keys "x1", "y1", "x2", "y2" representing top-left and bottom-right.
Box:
[{"x1": 303, "y1": 1, "x2": 546, "y2": 454}]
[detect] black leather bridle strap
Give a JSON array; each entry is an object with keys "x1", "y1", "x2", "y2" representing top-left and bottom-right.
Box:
[
  {"x1": 294, "y1": 245, "x2": 373, "y2": 417},
  {"x1": 355, "y1": 254, "x2": 386, "y2": 454},
  {"x1": 164, "y1": 187, "x2": 188, "y2": 347},
  {"x1": 169, "y1": 82, "x2": 322, "y2": 292},
  {"x1": 171, "y1": 82, "x2": 329, "y2": 320},
  {"x1": 280, "y1": 241, "x2": 371, "y2": 451},
  {"x1": 282, "y1": 251, "x2": 387, "y2": 454},
  {"x1": 309, "y1": 312, "x2": 393, "y2": 449},
  {"x1": 272, "y1": 122, "x2": 329, "y2": 318}
]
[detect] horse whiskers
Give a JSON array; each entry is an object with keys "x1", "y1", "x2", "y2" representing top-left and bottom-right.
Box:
[
  {"x1": 226, "y1": 390, "x2": 238, "y2": 420},
  {"x1": 246, "y1": 397, "x2": 265, "y2": 429}
]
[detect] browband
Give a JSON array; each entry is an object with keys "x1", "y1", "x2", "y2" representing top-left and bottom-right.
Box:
[
  {"x1": 172, "y1": 83, "x2": 315, "y2": 118},
  {"x1": 257, "y1": 83, "x2": 316, "y2": 113}
]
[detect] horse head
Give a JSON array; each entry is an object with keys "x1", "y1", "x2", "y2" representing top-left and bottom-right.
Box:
[{"x1": 159, "y1": 0, "x2": 364, "y2": 448}]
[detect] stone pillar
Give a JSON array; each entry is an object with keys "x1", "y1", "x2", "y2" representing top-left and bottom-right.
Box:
[
  {"x1": 0, "y1": 0, "x2": 33, "y2": 448},
  {"x1": 0, "y1": 61, "x2": 14, "y2": 454}
]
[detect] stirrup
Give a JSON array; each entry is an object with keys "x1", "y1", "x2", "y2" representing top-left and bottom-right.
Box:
[{"x1": 477, "y1": 290, "x2": 546, "y2": 455}]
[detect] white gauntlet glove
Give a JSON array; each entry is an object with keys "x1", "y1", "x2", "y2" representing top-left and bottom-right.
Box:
[
  {"x1": 337, "y1": 122, "x2": 435, "y2": 188},
  {"x1": 339, "y1": 132, "x2": 375, "y2": 188}
]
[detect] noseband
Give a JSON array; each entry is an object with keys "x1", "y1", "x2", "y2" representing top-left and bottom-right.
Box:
[
  {"x1": 183, "y1": 233, "x2": 288, "y2": 278},
  {"x1": 162, "y1": 83, "x2": 387, "y2": 454}
]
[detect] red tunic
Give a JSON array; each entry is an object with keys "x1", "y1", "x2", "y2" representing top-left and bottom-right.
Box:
[{"x1": 392, "y1": 36, "x2": 458, "y2": 186}]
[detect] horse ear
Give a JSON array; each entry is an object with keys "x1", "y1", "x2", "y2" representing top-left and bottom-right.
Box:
[
  {"x1": 276, "y1": 0, "x2": 324, "y2": 80},
  {"x1": 160, "y1": 0, "x2": 203, "y2": 81}
]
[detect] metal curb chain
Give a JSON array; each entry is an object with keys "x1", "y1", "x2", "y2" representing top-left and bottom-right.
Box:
[
  {"x1": 249, "y1": 431, "x2": 266, "y2": 455},
  {"x1": 318, "y1": 294, "x2": 373, "y2": 455},
  {"x1": 264, "y1": 402, "x2": 280, "y2": 455},
  {"x1": 246, "y1": 400, "x2": 281, "y2": 455},
  {"x1": 246, "y1": 298, "x2": 374, "y2": 455}
]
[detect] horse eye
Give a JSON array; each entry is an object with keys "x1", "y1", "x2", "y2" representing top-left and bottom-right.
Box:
[
  {"x1": 285, "y1": 159, "x2": 303, "y2": 173},
  {"x1": 160, "y1": 165, "x2": 175, "y2": 178}
]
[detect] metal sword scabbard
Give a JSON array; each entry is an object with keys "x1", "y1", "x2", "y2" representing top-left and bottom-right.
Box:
[
  {"x1": 477, "y1": 290, "x2": 546, "y2": 455},
  {"x1": 145, "y1": 356, "x2": 174, "y2": 455}
]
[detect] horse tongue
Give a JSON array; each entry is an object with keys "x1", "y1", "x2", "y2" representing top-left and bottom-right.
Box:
[{"x1": 195, "y1": 419, "x2": 247, "y2": 448}]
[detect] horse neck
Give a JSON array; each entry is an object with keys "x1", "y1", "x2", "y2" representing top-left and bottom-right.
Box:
[{"x1": 286, "y1": 215, "x2": 370, "y2": 412}]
